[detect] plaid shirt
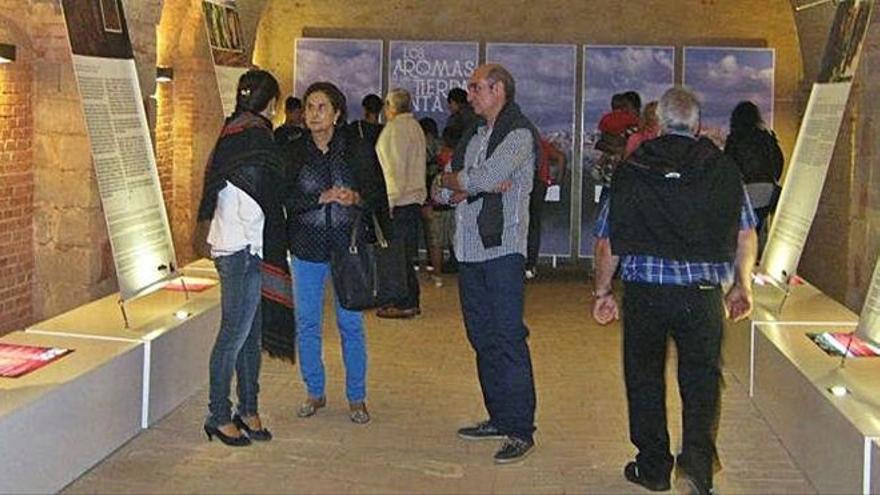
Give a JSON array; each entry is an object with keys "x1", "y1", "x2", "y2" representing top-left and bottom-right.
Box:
[
  {"x1": 438, "y1": 126, "x2": 534, "y2": 263},
  {"x1": 594, "y1": 191, "x2": 757, "y2": 286}
]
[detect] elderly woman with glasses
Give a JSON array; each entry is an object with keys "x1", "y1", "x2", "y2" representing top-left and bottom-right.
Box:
[{"x1": 282, "y1": 82, "x2": 390, "y2": 424}]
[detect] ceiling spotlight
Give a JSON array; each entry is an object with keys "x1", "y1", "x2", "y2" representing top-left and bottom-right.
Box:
[
  {"x1": 174, "y1": 310, "x2": 190, "y2": 320},
  {"x1": 0, "y1": 43, "x2": 16, "y2": 64},
  {"x1": 157, "y1": 67, "x2": 174, "y2": 83}
]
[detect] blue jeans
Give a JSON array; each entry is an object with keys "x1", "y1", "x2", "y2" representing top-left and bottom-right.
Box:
[
  {"x1": 458, "y1": 253, "x2": 537, "y2": 442},
  {"x1": 208, "y1": 249, "x2": 263, "y2": 427},
  {"x1": 292, "y1": 257, "x2": 366, "y2": 402}
]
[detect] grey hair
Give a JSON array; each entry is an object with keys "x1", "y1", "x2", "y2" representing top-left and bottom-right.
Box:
[
  {"x1": 657, "y1": 87, "x2": 700, "y2": 134},
  {"x1": 484, "y1": 64, "x2": 516, "y2": 104},
  {"x1": 385, "y1": 88, "x2": 412, "y2": 114}
]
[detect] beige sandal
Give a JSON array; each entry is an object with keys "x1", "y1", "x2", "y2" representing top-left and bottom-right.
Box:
[
  {"x1": 297, "y1": 396, "x2": 326, "y2": 418},
  {"x1": 349, "y1": 402, "x2": 370, "y2": 424}
]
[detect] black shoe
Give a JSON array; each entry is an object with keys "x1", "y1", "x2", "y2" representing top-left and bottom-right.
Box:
[
  {"x1": 232, "y1": 414, "x2": 272, "y2": 442},
  {"x1": 493, "y1": 436, "x2": 534, "y2": 464},
  {"x1": 624, "y1": 461, "x2": 671, "y2": 492},
  {"x1": 674, "y1": 468, "x2": 714, "y2": 495},
  {"x1": 204, "y1": 423, "x2": 251, "y2": 447},
  {"x1": 457, "y1": 420, "x2": 506, "y2": 440},
  {"x1": 376, "y1": 307, "x2": 419, "y2": 319}
]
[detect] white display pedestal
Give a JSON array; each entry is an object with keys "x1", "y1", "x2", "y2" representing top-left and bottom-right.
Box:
[
  {"x1": 27, "y1": 277, "x2": 221, "y2": 427},
  {"x1": 181, "y1": 257, "x2": 219, "y2": 278},
  {"x1": 873, "y1": 439, "x2": 880, "y2": 494},
  {"x1": 0, "y1": 332, "x2": 144, "y2": 494},
  {"x1": 753, "y1": 322, "x2": 880, "y2": 494},
  {"x1": 723, "y1": 280, "x2": 858, "y2": 391}
]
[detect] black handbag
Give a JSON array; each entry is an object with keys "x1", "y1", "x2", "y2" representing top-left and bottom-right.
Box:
[{"x1": 330, "y1": 212, "x2": 408, "y2": 311}]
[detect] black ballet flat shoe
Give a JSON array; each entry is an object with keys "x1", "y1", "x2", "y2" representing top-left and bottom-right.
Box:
[
  {"x1": 233, "y1": 414, "x2": 273, "y2": 442},
  {"x1": 203, "y1": 423, "x2": 251, "y2": 447}
]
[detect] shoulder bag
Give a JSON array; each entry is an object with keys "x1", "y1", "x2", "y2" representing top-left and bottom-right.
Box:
[{"x1": 330, "y1": 211, "x2": 407, "y2": 311}]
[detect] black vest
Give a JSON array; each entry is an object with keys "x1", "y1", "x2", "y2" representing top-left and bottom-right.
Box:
[{"x1": 609, "y1": 134, "x2": 743, "y2": 263}]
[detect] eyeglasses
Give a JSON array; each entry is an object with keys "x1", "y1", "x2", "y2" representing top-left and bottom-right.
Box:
[{"x1": 467, "y1": 80, "x2": 496, "y2": 94}]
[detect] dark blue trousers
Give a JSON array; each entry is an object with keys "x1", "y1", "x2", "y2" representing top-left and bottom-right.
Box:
[{"x1": 458, "y1": 253, "x2": 536, "y2": 442}]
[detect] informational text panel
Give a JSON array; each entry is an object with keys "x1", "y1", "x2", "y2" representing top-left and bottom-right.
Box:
[
  {"x1": 62, "y1": 0, "x2": 176, "y2": 300},
  {"x1": 760, "y1": 82, "x2": 851, "y2": 284}
]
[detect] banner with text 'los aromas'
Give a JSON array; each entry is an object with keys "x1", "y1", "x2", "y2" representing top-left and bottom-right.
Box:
[
  {"x1": 388, "y1": 41, "x2": 478, "y2": 130},
  {"x1": 61, "y1": 0, "x2": 177, "y2": 301}
]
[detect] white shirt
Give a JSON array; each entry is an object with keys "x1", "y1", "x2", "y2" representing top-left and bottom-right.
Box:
[{"x1": 207, "y1": 181, "x2": 264, "y2": 258}]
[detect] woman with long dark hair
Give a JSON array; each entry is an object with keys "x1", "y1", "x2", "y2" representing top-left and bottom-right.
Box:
[
  {"x1": 197, "y1": 69, "x2": 291, "y2": 446},
  {"x1": 725, "y1": 101, "x2": 784, "y2": 254},
  {"x1": 283, "y1": 82, "x2": 389, "y2": 425}
]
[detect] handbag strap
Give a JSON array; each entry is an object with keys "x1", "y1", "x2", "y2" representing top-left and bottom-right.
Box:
[{"x1": 348, "y1": 211, "x2": 389, "y2": 253}]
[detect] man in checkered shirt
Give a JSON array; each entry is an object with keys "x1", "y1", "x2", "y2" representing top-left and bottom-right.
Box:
[
  {"x1": 434, "y1": 64, "x2": 539, "y2": 465},
  {"x1": 592, "y1": 87, "x2": 758, "y2": 495}
]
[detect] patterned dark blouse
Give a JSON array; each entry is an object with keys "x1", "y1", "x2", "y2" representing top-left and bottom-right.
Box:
[{"x1": 283, "y1": 126, "x2": 389, "y2": 263}]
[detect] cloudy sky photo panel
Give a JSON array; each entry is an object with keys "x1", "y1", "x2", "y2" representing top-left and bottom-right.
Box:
[
  {"x1": 580, "y1": 45, "x2": 675, "y2": 256},
  {"x1": 683, "y1": 47, "x2": 775, "y2": 144},
  {"x1": 487, "y1": 43, "x2": 577, "y2": 257},
  {"x1": 294, "y1": 38, "x2": 383, "y2": 122}
]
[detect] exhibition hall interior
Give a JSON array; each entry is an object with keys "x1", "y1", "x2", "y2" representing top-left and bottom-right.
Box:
[{"x1": 0, "y1": 0, "x2": 879, "y2": 493}]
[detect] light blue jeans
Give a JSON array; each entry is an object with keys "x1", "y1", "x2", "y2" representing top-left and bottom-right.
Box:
[{"x1": 291, "y1": 257, "x2": 366, "y2": 402}]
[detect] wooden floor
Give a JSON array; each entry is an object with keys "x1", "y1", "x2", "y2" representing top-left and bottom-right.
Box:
[{"x1": 64, "y1": 269, "x2": 815, "y2": 494}]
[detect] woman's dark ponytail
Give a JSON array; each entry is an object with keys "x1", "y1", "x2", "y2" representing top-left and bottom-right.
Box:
[{"x1": 235, "y1": 69, "x2": 280, "y2": 115}]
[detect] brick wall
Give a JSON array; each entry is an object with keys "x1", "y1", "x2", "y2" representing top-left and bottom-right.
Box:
[
  {"x1": 156, "y1": 81, "x2": 174, "y2": 208},
  {"x1": 0, "y1": 37, "x2": 33, "y2": 335}
]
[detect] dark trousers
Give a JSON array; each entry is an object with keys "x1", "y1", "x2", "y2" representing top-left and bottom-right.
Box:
[
  {"x1": 392, "y1": 204, "x2": 421, "y2": 310},
  {"x1": 622, "y1": 282, "x2": 723, "y2": 487},
  {"x1": 458, "y1": 254, "x2": 537, "y2": 441},
  {"x1": 526, "y1": 180, "x2": 547, "y2": 270}
]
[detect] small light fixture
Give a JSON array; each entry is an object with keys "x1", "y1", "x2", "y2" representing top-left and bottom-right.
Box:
[
  {"x1": 0, "y1": 43, "x2": 16, "y2": 64},
  {"x1": 156, "y1": 66, "x2": 173, "y2": 83},
  {"x1": 174, "y1": 310, "x2": 190, "y2": 320},
  {"x1": 828, "y1": 385, "x2": 849, "y2": 397}
]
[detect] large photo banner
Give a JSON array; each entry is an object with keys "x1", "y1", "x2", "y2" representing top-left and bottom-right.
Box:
[
  {"x1": 61, "y1": 0, "x2": 177, "y2": 300},
  {"x1": 683, "y1": 47, "x2": 775, "y2": 146},
  {"x1": 294, "y1": 38, "x2": 383, "y2": 123},
  {"x1": 580, "y1": 46, "x2": 674, "y2": 256},
  {"x1": 388, "y1": 41, "x2": 478, "y2": 130},
  {"x1": 202, "y1": 0, "x2": 249, "y2": 117},
  {"x1": 486, "y1": 43, "x2": 576, "y2": 257}
]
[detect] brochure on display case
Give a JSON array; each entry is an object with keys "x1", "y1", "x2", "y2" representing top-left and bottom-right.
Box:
[{"x1": 0, "y1": 344, "x2": 74, "y2": 378}]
